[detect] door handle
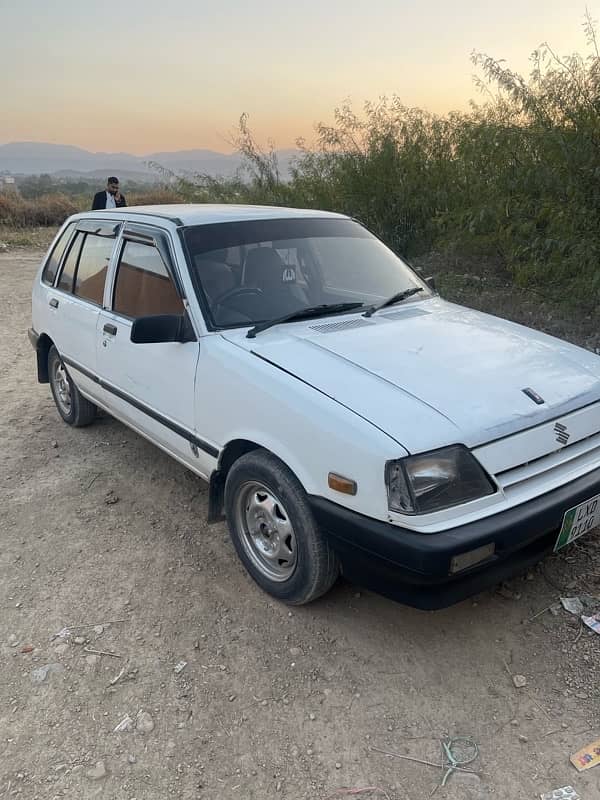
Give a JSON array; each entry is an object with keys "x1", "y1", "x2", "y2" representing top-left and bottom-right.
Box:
[
  {"x1": 103, "y1": 323, "x2": 117, "y2": 336},
  {"x1": 49, "y1": 298, "x2": 59, "y2": 308}
]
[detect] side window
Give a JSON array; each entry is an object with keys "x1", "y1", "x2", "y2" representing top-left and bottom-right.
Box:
[
  {"x1": 42, "y1": 222, "x2": 76, "y2": 285},
  {"x1": 113, "y1": 240, "x2": 184, "y2": 318},
  {"x1": 74, "y1": 233, "x2": 114, "y2": 305},
  {"x1": 57, "y1": 231, "x2": 85, "y2": 293}
]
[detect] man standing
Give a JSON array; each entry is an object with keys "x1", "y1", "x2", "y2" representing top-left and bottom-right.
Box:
[{"x1": 92, "y1": 177, "x2": 127, "y2": 210}]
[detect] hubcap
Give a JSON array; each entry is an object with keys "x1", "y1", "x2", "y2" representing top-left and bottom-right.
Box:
[
  {"x1": 235, "y1": 482, "x2": 297, "y2": 581},
  {"x1": 53, "y1": 360, "x2": 72, "y2": 414}
]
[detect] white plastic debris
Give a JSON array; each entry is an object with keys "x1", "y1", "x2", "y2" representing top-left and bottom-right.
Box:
[
  {"x1": 560, "y1": 597, "x2": 584, "y2": 616},
  {"x1": 540, "y1": 788, "x2": 580, "y2": 800},
  {"x1": 174, "y1": 660, "x2": 187, "y2": 674},
  {"x1": 582, "y1": 614, "x2": 600, "y2": 634},
  {"x1": 113, "y1": 714, "x2": 134, "y2": 733}
]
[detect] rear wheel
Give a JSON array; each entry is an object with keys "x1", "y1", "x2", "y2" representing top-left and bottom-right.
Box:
[
  {"x1": 48, "y1": 346, "x2": 97, "y2": 427},
  {"x1": 224, "y1": 450, "x2": 339, "y2": 604}
]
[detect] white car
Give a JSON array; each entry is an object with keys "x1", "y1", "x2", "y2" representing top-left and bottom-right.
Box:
[{"x1": 29, "y1": 204, "x2": 600, "y2": 608}]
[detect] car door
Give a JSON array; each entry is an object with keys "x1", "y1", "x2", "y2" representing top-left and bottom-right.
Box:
[
  {"x1": 48, "y1": 220, "x2": 120, "y2": 403},
  {"x1": 96, "y1": 225, "x2": 212, "y2": 475}
]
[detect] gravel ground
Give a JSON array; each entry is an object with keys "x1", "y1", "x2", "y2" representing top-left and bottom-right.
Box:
[{"x1": 1, "y1": 247, "x2": 600, "y2": 800}]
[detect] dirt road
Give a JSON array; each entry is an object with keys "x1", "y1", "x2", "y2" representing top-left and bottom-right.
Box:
[{"x1": 1, "y1": 248, "x2": 599, "y2": 799}]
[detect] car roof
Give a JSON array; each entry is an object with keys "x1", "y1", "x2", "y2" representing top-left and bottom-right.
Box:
[{"x1": 73, "y1": 204, "x2": 349, "y2": 227}]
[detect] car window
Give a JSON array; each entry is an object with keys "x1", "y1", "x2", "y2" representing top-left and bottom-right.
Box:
[
  {"x1": 73, "y1": 233, "x2": 114, "y2": 305},
  {"x1": 113, "y1": 240, "x2": 184, "y2": 318},
  {"x1": 314, "y1": 237, "x2": 404, "y2": 298},
  {"x1": 42, "y1": 222, "x2": 76, "y2": 286},
  {"x1": 183, "y1": 218, "x2": 426, "y2": 329},
  {"x1": 57, "y1": 231, "x2": 85, "y2": 293}
]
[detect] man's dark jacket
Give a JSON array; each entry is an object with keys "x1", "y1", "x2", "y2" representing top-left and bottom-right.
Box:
[{"x1": 91, "y1": 191, "x2": 127, "y2": 210}]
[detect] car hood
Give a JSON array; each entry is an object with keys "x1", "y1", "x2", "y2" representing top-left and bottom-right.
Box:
[{"x1": 222, "y1": 298, "x2": 600, "y2": 452}]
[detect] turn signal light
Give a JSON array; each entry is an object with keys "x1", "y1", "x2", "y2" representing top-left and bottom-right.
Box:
[{"x1": 328, "y1": 473, "x2": 357, "y2": 496}]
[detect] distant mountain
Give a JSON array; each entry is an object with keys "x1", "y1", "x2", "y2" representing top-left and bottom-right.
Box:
[{"x1": 0, "y1": 141, "x2": 299, "y2": 180}]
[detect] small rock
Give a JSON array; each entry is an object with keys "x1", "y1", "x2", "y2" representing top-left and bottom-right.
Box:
[
  {"x1": 93, "y1": 626, "x2": 104, "y2": 636},
  {"x1": 261, "y1": 699, "x2": 268, "y2": 707},
  {"x1": 289, "y1": 647, "x2": 301, "y2": 656},
  {"x1": 228, "y1": 694, "x2": 237, "y2": 702},
  {"x1": 510, "y1": 719, "x2": 519, "y2": 726},
  {"x1": 135, "y1": 711, "x2": 155, "y2": 734},
  {"x1": 86, "y1": 761, "x2": 107, "y2": 780},
  {"x1": 128, "y1": 754, "x2": 136, "y2": 764},
  {"x1": 54, "y1": 644, "x2": 69, "y2": 656},
  {"x1": 20, "y1": 645, "x2": 34, "y2": 654},
  {"x1": 309, "y1": 713, "x2": 316, "y2": 721},
  {"x1": 85, "y1": 655, "x2": 99, "y2": 668},
  {"x1": 497, "y1": 585, "x2": 521, "y2": 600},
  {"x1": 73, "y1": 636, "x2": 85, "y2": 646},
  {"x1": 8, "y1": 634, "x2": 17, "y2": 645},
  {"x1": 31, "y1": 663, "x2": 64, "y2": 684},
  {"x1": 518, "y1": 734, "x2": 528, "y2": 743},
  {"x1": 51, "y1": 441, "x2": 58, "y2": 449},
  {"x1": 575, "y1": 692, "x2": 588, "y2": 700},
  {"x1": 105, "y1": 490, "x2": 119, "y2": 505},
  {"x1": 335, "y1": 762, "x2": 341, "y2": 769},
  {"x1": 512, "y1": 675, "x2": 527, "y2": 689}
]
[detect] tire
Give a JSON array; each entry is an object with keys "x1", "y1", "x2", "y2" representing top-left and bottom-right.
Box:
[
  {"x1": 224, "y1": 450, "x2": 339, "y2": 605},
  {"x1": 48, "y1": 346, "x2": 97, "y2": 427}
]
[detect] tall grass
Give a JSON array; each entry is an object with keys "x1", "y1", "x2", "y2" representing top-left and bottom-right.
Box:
[{"x1": 0, "y1": 193, "x2": 79, "y2": 228}]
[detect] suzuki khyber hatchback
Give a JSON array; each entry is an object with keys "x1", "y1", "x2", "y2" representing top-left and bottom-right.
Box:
[{"x1": 29, "y1": 205, "x2": 600, "y2": 608}]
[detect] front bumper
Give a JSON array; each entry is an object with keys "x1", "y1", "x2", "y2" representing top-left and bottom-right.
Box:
[{"x1": 309, "y1": 467, "x2": 600, "y2": 609}]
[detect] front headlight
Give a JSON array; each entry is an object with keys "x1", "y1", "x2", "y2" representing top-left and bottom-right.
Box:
[{"x1": 385, "y1": 445, "x2": 495, "y2": 515}]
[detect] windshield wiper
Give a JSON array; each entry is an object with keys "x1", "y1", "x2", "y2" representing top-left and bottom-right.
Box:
[
  {"x1": 247, "y1": 302, "x2": 364, "y2": 338},
  {"x1": 362, "y1": 287, "x2": 424, "y2": 317}
]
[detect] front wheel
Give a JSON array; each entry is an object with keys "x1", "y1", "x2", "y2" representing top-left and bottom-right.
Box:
[
  {"x1": 48, "y1": 346, "x2": 97, "y2": 427},
  {"x1": 224, "y1": 450, "x2": 339, "y2": 604}
]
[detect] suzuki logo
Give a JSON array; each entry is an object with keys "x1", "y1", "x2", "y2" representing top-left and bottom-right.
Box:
[{"x1": 554, "y1": 422, "x2": 570, "y2": 445}]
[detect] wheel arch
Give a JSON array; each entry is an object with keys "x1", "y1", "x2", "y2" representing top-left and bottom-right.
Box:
[{"x1": 208, "y1": 438, "x2": 309, "y2": 524}]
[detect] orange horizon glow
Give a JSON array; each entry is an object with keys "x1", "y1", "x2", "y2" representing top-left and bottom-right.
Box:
[{"x1": 1, "y1": 0, "x2": 595, "y2": 155}]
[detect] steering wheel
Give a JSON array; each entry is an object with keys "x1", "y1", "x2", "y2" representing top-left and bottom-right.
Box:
[{"x1": 214, "y1": 286, "x2": 263, "y2": 307}]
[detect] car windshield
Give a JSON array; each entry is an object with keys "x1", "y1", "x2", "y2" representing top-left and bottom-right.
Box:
[{"x1": 182, "y1": 217, "x2": 429, "y2": 329}]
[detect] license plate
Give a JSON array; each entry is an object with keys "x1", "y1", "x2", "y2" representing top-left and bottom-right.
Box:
[{"x1": 554, "y1": 493, "x2": 600, "y2": 551}]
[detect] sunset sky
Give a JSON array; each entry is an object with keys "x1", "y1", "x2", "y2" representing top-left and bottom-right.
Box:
[{"x1": 1, "y1": 0, "x2": 595, "y2": 154}]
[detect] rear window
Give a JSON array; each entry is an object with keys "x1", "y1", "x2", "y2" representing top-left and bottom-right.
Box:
[
  {"x1": 74, "y1": 234, "x2": 114, "y2": 305},
  {"x1": 42, "y1": 223, "x2": 76, "y2": 286},
  {"x1": 57, "y1": 231, "x2": 85, "y2": 293}
]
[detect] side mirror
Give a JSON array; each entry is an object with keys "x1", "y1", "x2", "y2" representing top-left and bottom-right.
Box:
[
  {"x1": 425, "y1": 275, "x2": 436, "y2": 292},
  {"x1": 130, "y1": 313, "x2": 195, "y2": 344}
]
